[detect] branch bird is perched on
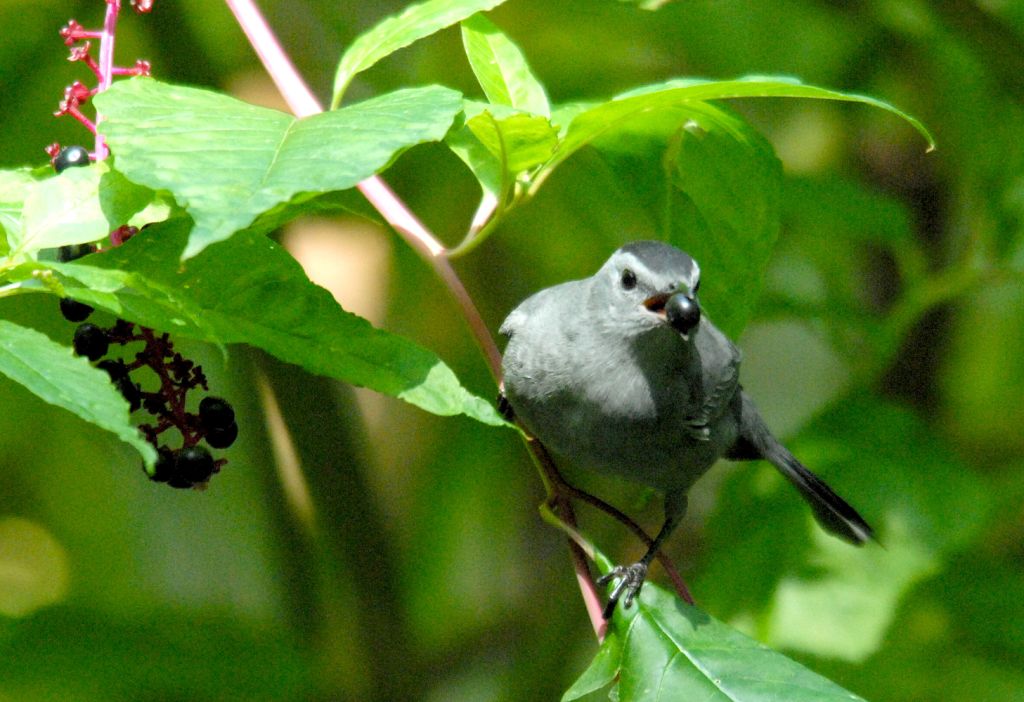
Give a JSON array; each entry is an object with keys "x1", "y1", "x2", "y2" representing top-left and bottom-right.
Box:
[{"x1": 500, "y1": 241, "x2": 873, "y2": 618}]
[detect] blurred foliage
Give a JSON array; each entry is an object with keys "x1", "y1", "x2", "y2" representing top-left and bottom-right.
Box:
[{"x1": 0, "y1": 0, "x2": 1022, "y2": 700}]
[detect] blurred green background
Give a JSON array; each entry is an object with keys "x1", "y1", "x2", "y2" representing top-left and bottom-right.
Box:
[{"x1": 1, "y1": 1, "x2": 1023, "y2": 700}]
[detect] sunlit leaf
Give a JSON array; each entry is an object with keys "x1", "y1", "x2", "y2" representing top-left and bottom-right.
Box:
[
  {"x1": 564, "y1": 554, "x2": 867, "y2": 701},
  {"x1": 447, "y1": 101, "x2": 558, "y2": 200},
  {"x1": 47, "y1": 219, "x2": 507, "y2": 427},
  {"x1": 663, "y1": 107, "x2": 782, "y2": 337},
  {"x1": 14, "y1": 164, "x2": 153, "y2": 256},
  {"x1": 0, "y1": 168, "x2": 35, "y2": 203},
  {"x1": 95, "y1": 79, "x2": 463, "y2": 258},
  {"x1": 461, "y1": 14, "x2": 549, "y2": 115},
  {"x1": 545, "y1": 75, "x2": 934, "y2": 177},
  {"x1": 0, "y1": 319, "x2": 156, "y2": 468},
  {"x1": 0, "y1": 168, "x2": 37, "y2": 253},
  {"x1": 331, "y1": 0, "x2": 508, "y2": 107}
]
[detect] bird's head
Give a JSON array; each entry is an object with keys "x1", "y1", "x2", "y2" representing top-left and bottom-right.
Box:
[{"x1": 592, "y1": 241, "x2": 702, "y2": 341}]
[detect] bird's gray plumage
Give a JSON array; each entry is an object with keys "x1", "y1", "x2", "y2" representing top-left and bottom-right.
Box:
[{"x1": 500, "y1": 241, "x2": 873, "y2": 616}]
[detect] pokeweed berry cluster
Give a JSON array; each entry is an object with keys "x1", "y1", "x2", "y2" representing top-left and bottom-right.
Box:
[
  {"x1": 46, "y1": 5, "x2": 236, "y2": 490},
  {"x1": 56, "y1": 149, "x2": 237, "y2": 489}
]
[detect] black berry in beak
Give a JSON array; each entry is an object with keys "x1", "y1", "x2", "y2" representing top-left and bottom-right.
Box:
[{"x1": 665, "y1": 293, "x2": 700, "y2": 335}]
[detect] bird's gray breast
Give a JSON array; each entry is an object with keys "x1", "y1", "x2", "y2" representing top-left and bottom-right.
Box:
[{"x1": 502, "y1": 310, "x2": 739, "y2": 493}]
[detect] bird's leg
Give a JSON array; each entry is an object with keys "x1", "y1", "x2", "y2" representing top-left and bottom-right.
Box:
[{"x1": 598, "y1": 492, "x2": 688, "y2": 619}]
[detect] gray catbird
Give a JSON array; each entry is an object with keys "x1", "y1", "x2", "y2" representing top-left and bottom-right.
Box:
[{"x1": 500, "y1": 241, "x2": 873, "y2": 618}]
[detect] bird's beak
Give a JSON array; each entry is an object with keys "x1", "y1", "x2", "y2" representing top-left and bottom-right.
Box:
[
  {"x1": 642, "y1": 292, "x2": 672, "y2": 318},
  {"x1": 644, "y1": 290, "x2": 701, "y2": 339}
]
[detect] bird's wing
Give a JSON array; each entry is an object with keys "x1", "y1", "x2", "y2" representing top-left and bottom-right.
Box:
[{"x1": 683, "y1": 326, "x2": 743, "y2": 438}]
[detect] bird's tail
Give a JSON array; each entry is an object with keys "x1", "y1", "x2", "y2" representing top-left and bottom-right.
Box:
[{"x1": 735, "y1": 392, "x2": 874, "y2": 545}]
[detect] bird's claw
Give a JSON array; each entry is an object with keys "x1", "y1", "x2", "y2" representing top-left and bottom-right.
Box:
[{"x1": 597, "y1": 562, "x2": 648, "y2": 619}]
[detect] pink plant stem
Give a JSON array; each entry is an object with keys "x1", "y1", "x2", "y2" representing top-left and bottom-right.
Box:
[
  {"x1": 223, "y1": 0, "x2": 606, "y2": 638},
  {"x1": 94, "y1": 0, "x2": 122, "y2": 159},
  {"x1": 223, "y1": 0, "x2": 502, "y2": 382}
]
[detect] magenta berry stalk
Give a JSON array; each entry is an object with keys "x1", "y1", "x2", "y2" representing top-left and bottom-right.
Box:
[{"x1": 56, "y1": 0, "x2": 154, "y2": 161}]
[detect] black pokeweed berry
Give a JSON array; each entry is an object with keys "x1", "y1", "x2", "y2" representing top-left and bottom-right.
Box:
[
  {"x1": 167, "y1": 476, "x2": 194, "y2": 490},
  {"x1": 57, "y1": 243, "x2": 96, "y2": 262},
  {"x1": 177, "y1": 445, "x2": 215, "y2": 484},
  {"x1": 72, "y1": 323, "x2": 109, "y2": 361},
  {"x1": 205, "y1": 421, "x2": 238, "y2": 449},
  {"x1": 117, "y1": 377, "x2": 142, "y2": 412},
  {"x1": 145, "y1": 447, "x2": 176, "y2": 483},
  {"x1": 97, "y1": 359, "x2": 141, "y2": 411},
  {"x1": 199, "y1": 396, "x2": 235, "y2": 430},
  {"x1": 53, "y1": 145, "x2": 90, "y2": 173},
  {"x1": 142, "y1": 392, "x2": 169, "y2": 416},
  {"x1": 97, "y1": 359, "x2": 128, "y2": 382},
  {"x1": 665, "y1": 293, "x2": 701, "y2": 336},
  {"x1": 59, "y1": 297, "x2": 94, "y2": 322}
]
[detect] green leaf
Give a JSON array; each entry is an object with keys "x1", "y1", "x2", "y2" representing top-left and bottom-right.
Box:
[
  {"x1": 446, "y1": 102, "x2": 559, "y2": 201},
  {"x1": 461, "y1": 14, "x2": 549, "y2": 116},
  {"x1": 245, "y1": 190, "x2": 380, "y2": 240},
  {"x1": 0, "y1": 320, "x2": 156, "y2": 468},
  {"x1": 446, "y1": 117, "x2": 503, "y2": 202},
  {"x1": 663, "y1": 106, "x2": 782, "y2": 337},
  {"x1": 581, "y1": 103, "x2": 781, "y2": 338},
  {"x1": 465, "y1": 105, "x2": 558, "y2": 173},
  {"x1": 696, "y1": 395, "x2": 990, "y2": 662},
  {"x1": 549, "y1": 102, "x2": 596, "y2": 138},
  {"x1": 95, "y1": 79, "x2": 463, "y2": 259},
  {"x1": 544, "y1": 75, "x2": 934, "y2": 177},
  {"x1": 14, "y1": 164, "x2": 153, "y2": 257},
  {"x1": 50, "y1": 219, "x2": 508, "y2": 427},
  {"x1": 0, "y1": 168, "x2": 37, "y2": 252},
  {"x1": 331, "y1": 0, "x2": 509, "y2": 107},
  {"x1": 565, "y1": 556, "x2": 867, "y2": 701},
  {"x1": 560, "y1": 638, "x2": 619, "y2": 700},
  {"x1": 0, "y1": 168, "x2": 35, "y2": 202}
]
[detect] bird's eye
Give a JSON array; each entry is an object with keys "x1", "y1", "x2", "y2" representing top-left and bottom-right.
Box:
[{"x1": 621, "y1": 268, "x2": 637, "y2": 290}]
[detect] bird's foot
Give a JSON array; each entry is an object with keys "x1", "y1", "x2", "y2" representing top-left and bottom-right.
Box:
[{"x1": 597, "y1": 562, "x2": 648, "y2": 619}]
